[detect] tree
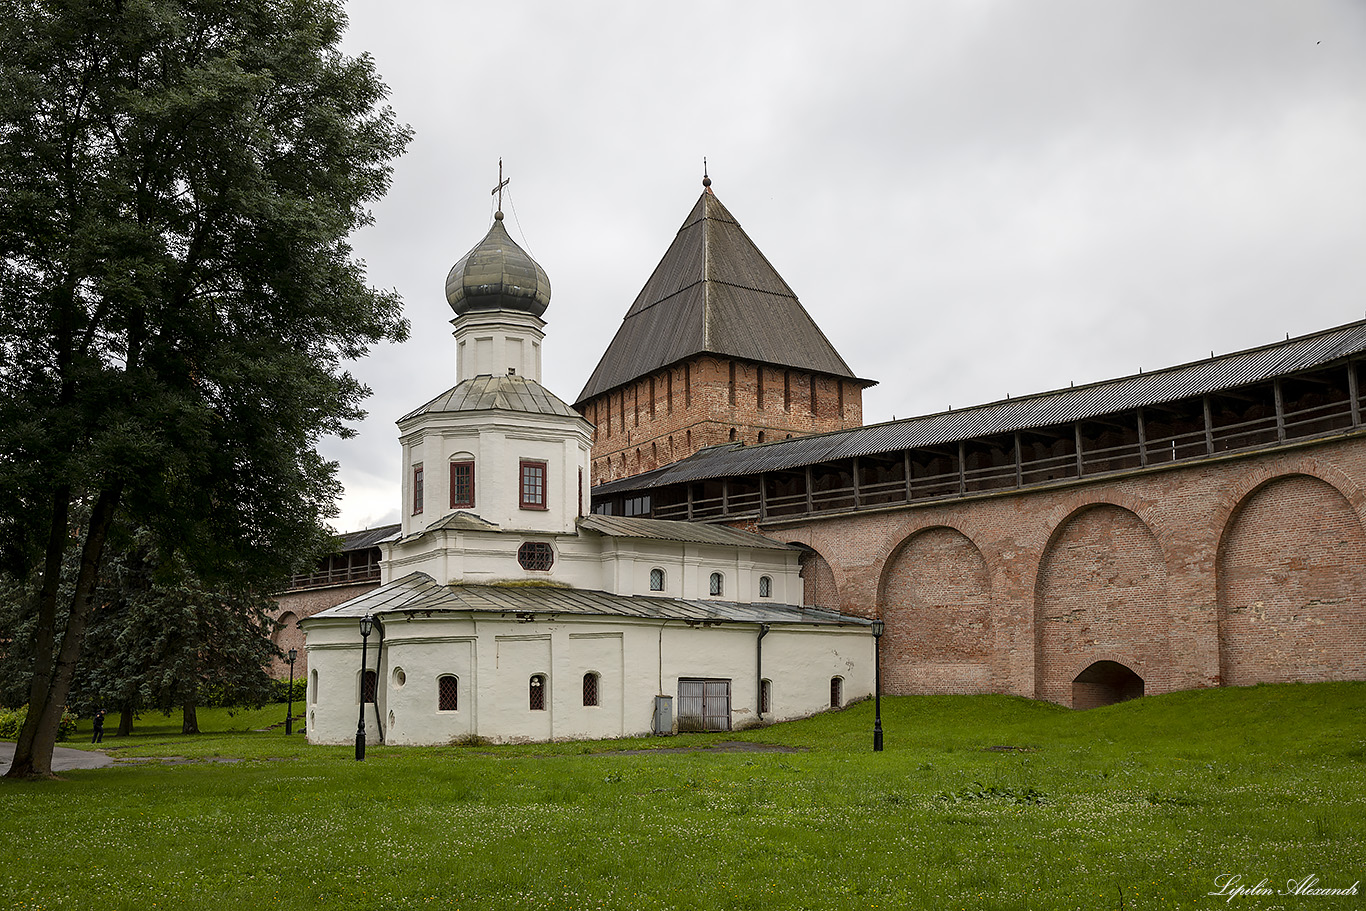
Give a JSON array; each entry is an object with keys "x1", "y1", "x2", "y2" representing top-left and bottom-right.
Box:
[
  {"x1": 69, "y1": 528, "x2": 281, "y2": 736},
  {"x1": 0, "y1": 0, "x2": 410, "y2": 778}
]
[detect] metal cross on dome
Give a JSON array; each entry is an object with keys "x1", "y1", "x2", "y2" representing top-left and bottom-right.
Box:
[{"x1": 492, "y1": 158, "x2": 509, "y2": 215}]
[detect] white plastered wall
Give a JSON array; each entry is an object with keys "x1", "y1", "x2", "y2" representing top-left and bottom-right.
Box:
[{"x1": 303, "y1": 612, "x2": 874, "y2": 746}]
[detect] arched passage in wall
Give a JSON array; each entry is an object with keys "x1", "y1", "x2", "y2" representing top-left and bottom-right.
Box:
[
  {"x1": 793, "y1": 545, "x2": 839, "y2": 611},
  {"x1": 1217, "y1": 474, "x2": 1366, "y2": 686},
  {"x1": 878, "y1": 526, "x2": 992, "y2": 695},
  {"x1": 1034, "y1": 504, "x2": 1168, "y2": 707},
  {"x1": 1072, "y1": 660, "x2": 1144, "y2": 710}
]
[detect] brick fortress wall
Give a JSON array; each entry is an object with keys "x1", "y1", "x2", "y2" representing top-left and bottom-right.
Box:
[
  {"x1": 758, "y1": 434, "x2": 1366, "y2": 707},
  {"x1": 581, "y1": 354, "x2": 862, "y2": 486}
]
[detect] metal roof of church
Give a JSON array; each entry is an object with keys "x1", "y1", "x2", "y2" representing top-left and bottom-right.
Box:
[
  {"x1": 575, "y1": 183, "x2": 871, "y2": 405},
  {"x1": 592, "y1": 317, "x2": 1366, "y2": 496},
  {"x1": 308, "y1": 572, "x2": 870, "y2": 627},
  {"x1": 401, "y1": 374, "x2": 581, "y2": 422},
  {"x1": 577, "y1": 514, "x2": 797, "y2": 549}
]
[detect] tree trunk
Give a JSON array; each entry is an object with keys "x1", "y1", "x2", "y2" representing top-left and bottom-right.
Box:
[
  {"x1": 6, "y1": 490, "x2": 70, "y2": 779},
  {"x1": 116, "y1": 704, "x2": 134, "y2": 737},
  {"x1": 5, "y1": 484, "x2": 122, "y2": 779},
  {"x1": 181, "y1": 702, "x2": 199, "y2": 735}
]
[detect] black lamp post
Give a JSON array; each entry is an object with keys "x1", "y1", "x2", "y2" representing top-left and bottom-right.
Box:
[
  {"x1": 355, "y1": 614, "x2": 373, "y2": 761},
  {"x1": 871, "y1": 619, "x2": 885, "y2": 752},
  {"x1": 285, "y1": 648, "x2": 298, "y2": 735}
]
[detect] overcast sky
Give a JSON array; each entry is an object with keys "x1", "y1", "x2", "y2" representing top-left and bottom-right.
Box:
[{"x1": 324, "y1": 0, "x2": 1366, "y2": 532}]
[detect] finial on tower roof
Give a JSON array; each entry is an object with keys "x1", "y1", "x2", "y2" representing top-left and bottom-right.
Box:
[
  {"x1": 702, "y1": 157, "x2": 711, "y2": 190},
  {"x1": 491, "y1": 157, "x2": 509, "y2": 220}
]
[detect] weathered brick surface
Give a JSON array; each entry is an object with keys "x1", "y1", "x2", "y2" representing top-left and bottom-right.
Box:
[
  {"x1": 764, "y1": 435, "x2": 1366, "y2": 706},
  {"x1": 880, "y1": 527, "x2": 993, "y2": 694},
  {"x1": 1217, "y1": 474, "x2": 1366, "y2": 685},
  {"x1": 581, "y1": 355, "x2": 863, "y2": 486},
  {"x1": 269, "y1": 581, "x2": 379, "y2": 679},
  {"x1": 1035, "y1": 505, "x2": 1168, "y2": 704}
]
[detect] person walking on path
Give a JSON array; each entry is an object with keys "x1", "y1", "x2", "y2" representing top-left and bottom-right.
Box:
[{"x1": 91, "y1": 709, "x2": 105, "y2": 744}]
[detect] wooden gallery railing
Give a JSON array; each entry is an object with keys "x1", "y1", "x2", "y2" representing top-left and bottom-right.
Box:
[{"x1": 650, "y1": 388, "x2": 1361, "y2": 523}]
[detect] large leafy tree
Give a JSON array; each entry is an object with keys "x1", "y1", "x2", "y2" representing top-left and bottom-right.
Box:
[{"x1": 0, "y1": 0, "x2": 410, "y2": 777}]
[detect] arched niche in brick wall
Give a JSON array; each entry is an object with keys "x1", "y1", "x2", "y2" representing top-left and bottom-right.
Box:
[
  {"x1": 1216, "y1": 473, "x2": 1366, "y2": 686},
  {"x1": 878, "y1": 526, "x2": 993, "y2": 695},
  {"x1": 793, "y1": 545, "x2": 839, "y2": 612},
  {"x1": 271, "y1": 611, "x2": 304, "y2": 677},
  {"x1": 1034, "y1": 504, "x2": 1168, "y2": 707}
]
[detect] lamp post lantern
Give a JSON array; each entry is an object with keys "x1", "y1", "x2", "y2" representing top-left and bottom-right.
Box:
[
  {"x1": 285, "y1": 648, "x2": 298, "y2": 735},
  {"x1": 356, "y1": 614, "x2": 374, "y2": 761},
  {"x1": 871, "y1": 619, "x2": 885, "y2": 752}
]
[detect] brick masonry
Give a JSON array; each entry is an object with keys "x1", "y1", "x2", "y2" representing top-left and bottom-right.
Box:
[
  {"x1": 581, "y1": 355, "x2": 863, "y2": 486},
  {"x1": 758, "y1": 434, "x2": 1366, "y2": 707},
  {"x1": 270, "y1": 581, "x2": 380, "y2": 680}
]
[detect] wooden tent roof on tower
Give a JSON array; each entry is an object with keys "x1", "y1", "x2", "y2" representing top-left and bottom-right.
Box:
[{"x1": 575, "y1": 181, "x2": 874, "y2": 406}]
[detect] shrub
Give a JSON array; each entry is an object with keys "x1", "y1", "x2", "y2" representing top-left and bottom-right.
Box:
[
  {"x1": 272, "y1": 677, "x2": 306, "y2": 704},
  {"x1": 0, "y1": 704, "x2": 25, "y2": 740},
  {"x1": 0, "y1": 705, "x2": 75, "y2": 742}
]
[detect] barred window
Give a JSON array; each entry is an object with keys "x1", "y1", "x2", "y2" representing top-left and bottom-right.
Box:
[
  {"x1": 649, "y1": 568, "x2": 665, "y2": 592},
  {"x1": 529, "y1": 674, "x2": 546, "y2": 711},
  {"x1": 709, "y1": 572, "x2": 724, "y2": 597},
  {"x1": 583, "y1": 672, "x2": 600, "y2": 707},
  {"x1": 830, "y1": 676, "x2": 843, "y2": 708},
  {"x1": 518, "y1": 541, "x2": 554, "y2": 571},
  {"x1": 412, "y1": 464, "x2": 424, "y2": 515},
  {"x1": 438, "y1": 675, "x2": 458, "y2": 712},
  {"x1": 361, "y1": 670, "x2": 377, "y2": 704},
  {"x1": 760, "y1": 678, "x2": 772, "y2": 715},
  {"x1": 759, "y1": 575, "x2": 772, "y2": 598}
]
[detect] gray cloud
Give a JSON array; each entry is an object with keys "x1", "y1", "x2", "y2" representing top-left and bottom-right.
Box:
[{"x1": 323, "y1": 0, "x2": 1366, "y2": 531}]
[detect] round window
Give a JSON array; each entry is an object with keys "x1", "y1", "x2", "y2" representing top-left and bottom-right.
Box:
[
  {"x1": 393, "y1": 667, "x2": 406, "y2": 687},
  {"x1": 518, "y1": 541, "x2": 554, "y2": 571}
]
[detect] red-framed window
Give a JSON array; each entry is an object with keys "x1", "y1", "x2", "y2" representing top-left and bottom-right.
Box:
[
  {"x1": 450, "y1": 460, "x2": 475, "y2": 509},
  {"x1": 520, "y1": 460, "x2": 547, "y2": 510},
  {"x1": 412, "y1": 464, "x2": 424, "y2": 515}
]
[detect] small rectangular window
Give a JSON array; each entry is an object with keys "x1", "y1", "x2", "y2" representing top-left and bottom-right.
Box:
[
  {"x1": 450, "y1": 460, "x2": 475, "y2": 509},
  {"x1": 412, "y1": 464, "x2": 424, "y2": 515},
  {"x1": 529, "y1": 674, "x2": 546, "y2": 711},
  {"x1": 361, "y1": 670, "x2": 377, "y2": 704},
  {"x1": 582, "y1": 672, "x2": 599, "y2": 707},
  {"x1": 520, "y1": 460, "x2": 547, "y2": 509}
]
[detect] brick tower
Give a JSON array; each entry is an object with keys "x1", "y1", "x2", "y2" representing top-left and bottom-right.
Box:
[{"x1": 576, "y1": 176, "x2": 875, "y2": 487}]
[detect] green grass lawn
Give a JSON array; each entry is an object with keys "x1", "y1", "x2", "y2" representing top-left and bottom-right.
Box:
[{"x1": 3, "y1": 683, "x2": 1363, "y2": 910}]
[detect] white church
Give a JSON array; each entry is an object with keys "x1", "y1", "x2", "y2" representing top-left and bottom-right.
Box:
[{"x1": 302, "y1": 198, "x2": 877, "y2": 746}]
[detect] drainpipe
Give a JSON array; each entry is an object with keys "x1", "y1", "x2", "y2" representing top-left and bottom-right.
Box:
[
  {"x1": 756, "y1": 623, "x2": 771, "y2": 719},
  {"x1": 373, "y1": 614, "x2": 386, "y2": 744}
]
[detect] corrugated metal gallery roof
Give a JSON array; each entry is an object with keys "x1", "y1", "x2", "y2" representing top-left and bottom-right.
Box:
[
  {"x1": 578, "y1": 514, "x2": 797, "y2": 550},
  {"x1": 401, "y1": 374, "x2": 582, "y2": 422},
  {"x1": 593, "y1": 318, "x2": 1366, "y2": 495},
  {"x1": 308, "y1": 572, "x2": 868, "y2": 627},
  {"x1": 575, "y1": 187, "x2": 869, "y2": 405},
  {"x1": 335, "y1": 524, "x2": 401, "y2": 552}
]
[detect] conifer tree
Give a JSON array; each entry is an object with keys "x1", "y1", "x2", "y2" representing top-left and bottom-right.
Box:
[{"x1": 0, "y1": 0, "x2": 410, "y2": 777}]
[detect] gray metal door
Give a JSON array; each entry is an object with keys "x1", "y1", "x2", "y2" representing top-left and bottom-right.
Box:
[{"x1": 677, "y1": 678, "x2": 731, "y2": 732}]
